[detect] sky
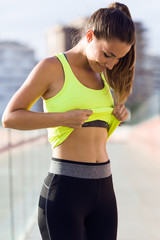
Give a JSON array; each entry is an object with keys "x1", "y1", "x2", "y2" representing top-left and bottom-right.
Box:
[{"x1": 0, "y1": 0, "x2": 160, "y2": 60}]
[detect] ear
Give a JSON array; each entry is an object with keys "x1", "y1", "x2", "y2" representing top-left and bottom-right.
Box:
[{"x1": 86, "y1": 29, "x2": 94, "y2": 43}]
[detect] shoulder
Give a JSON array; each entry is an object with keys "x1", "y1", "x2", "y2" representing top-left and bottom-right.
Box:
[
  {"x1": 33, "y1": 55, "x2": 65, "y2": 100},
  {"x1": 35, "y1": 56, "x2": 62, "y2": 77},
  {"x1": 26, "y1": 55, "x2": 64, "y2": 89}
]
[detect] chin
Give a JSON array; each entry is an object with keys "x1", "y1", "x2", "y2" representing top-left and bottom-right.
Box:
[
  {"x1": 90, "y1": 62, "x2": 105, "y2": 73},
  {"x1": 92, "y1": 68, "x2": 102, "y2": 73}
]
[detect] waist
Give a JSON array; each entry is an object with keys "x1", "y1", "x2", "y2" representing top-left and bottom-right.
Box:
[
  {"x1": 49, "y1": 157, "x2": 111, "y2": 179},
  {"x1": 52, "y1": 127, "x2": 108, "y2": 162}
]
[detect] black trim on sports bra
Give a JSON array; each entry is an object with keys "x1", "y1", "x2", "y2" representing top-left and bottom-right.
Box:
[
  {"x1": 82, "y1": 120, "x2": 109, "y2": 128},
  {"x1": 63, "y1": 52, "x2": 68, "y2": 61}
]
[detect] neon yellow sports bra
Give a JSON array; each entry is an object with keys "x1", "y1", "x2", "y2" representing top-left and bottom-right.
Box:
[{"x1": 43, "y1": 52, "x2": 120, "y2": 149}]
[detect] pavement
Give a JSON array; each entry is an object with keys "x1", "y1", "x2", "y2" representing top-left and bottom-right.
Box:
[{"x1": 24, "y1": 126, "x2": 160, "y2": 240}]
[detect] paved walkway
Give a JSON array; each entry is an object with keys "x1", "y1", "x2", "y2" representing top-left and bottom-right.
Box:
[{"x1": 25, "y1": 129, "x2": 160, "y2": 240}]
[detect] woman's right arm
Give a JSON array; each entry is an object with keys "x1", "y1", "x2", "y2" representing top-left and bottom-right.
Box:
[{"x1": 2, "y1": 57, "x2": 92, "y2": 130}]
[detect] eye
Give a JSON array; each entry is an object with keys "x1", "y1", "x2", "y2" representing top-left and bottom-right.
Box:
[{"x1": 104, "y1": 52, "x2": 111, "y2": 58}]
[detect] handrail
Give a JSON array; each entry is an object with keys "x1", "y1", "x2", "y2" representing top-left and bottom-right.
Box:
[
  {"x1": 0, "y1": 134, "x2": 47, "y2": 153},
  {"x1": 0, "y1": 128, "x2": 49, "y2": 240}
]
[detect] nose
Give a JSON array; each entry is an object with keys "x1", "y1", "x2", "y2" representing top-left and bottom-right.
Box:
[{"x1": 106, "y1": 58, "x2": 119, "y2": 70}]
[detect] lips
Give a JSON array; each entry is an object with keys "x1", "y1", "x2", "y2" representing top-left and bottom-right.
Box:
[{"x1": 98, "y1": 63, "x2": 106, "y2": 70}]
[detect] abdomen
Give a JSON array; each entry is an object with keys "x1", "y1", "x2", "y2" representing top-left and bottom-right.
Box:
[{"x1": 52, "y1": 127, "x2": 109, "y2": 163}]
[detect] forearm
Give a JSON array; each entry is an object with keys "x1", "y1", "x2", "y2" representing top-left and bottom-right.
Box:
[{"x1": 2, "y1": 109, "x2": 65, "y2": 130}]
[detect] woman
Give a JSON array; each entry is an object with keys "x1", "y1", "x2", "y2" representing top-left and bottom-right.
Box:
[{"x1": 2, "y1": 2, "x2": 136, "y2": 240}]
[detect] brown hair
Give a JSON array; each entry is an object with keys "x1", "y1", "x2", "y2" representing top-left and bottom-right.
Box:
[{"x1": 83, "y1": 2, "x2": 136, "y2": 103}]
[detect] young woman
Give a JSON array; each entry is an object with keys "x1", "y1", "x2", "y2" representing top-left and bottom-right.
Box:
[{"x1": 2, "y1": 2, "x2": 136, "y2": 240}]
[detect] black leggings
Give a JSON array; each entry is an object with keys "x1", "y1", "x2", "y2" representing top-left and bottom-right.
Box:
[{"x1": 38, "y1": 158, "x2": 118, "y2": 240}]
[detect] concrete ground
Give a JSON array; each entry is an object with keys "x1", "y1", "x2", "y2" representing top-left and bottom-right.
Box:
[{"x1": 25, "y1": 127, "x2": 160, "y2": 240}]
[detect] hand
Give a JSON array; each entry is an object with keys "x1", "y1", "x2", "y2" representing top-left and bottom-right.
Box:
[
  {"x1": 63, "y1": 109, "x2": 93, "y2": 128},
  {"x1": 112, "y1": 104, "x2": 129, "y2": 122}
]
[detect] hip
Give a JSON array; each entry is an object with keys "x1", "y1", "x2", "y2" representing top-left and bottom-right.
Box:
[{"x1": 39, "y1": 157, "x2": 114, "y2": 205}]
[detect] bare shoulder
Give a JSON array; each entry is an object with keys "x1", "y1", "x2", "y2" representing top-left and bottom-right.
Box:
[
  {"x1": 22, "y1": 55, "x2": 64, "y2": 99},
  {"x1": 39, "y1": 56, "x2": 62, "y2": 72},
  {"x1": 3, "y1": 56, "x2": 64, "y2": 112},
  {"x1": 31, "y1": 56, "x2": 62, "y2": 85},
  {"x1": 38, "y1": 56, "x2": 64, "y2": 100}
]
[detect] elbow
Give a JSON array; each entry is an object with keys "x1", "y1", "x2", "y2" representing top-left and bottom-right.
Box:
[{"x1": 1, "y1": 113, "x2": 12, "y2": 128}]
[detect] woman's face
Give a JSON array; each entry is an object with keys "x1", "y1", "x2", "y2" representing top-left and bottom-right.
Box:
[{"x1": 85, "y1": 32, "x2": 131, "y2": 72}]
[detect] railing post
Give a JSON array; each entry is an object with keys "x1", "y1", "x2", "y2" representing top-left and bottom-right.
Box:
[{"x1": 8, "y1": 129, "x2": 15, "y2": 240}]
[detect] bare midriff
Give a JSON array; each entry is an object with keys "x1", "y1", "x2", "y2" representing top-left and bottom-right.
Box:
[{"x1": 52, "y1": 127, "x2": 109, "y2": 163}]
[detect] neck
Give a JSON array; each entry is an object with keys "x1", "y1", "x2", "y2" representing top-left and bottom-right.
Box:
[{"x1": 66, "y1": 38, "x2": 91, "y2": 70}]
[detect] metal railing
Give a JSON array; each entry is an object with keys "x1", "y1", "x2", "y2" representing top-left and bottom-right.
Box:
[{"x1": 0, "y1": 127, "x2": 51, "y2": 240}]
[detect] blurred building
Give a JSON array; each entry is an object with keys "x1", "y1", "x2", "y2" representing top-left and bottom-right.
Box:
[
  {"x1": 145, "y1": 55, "x2": 160, "y2": 93},
  {"x1": 129, "y1": 23, "x2": 153, "y2": 103},
  {"x1": 46, "y1": 17, "x2": 87, "y2": 56},
  {"x1": 0, "y1": 41, "x2": 42, "y2": 119},
  {"x1": 128, "y1": 23, "x2": 160, "y2": 122},
  {"x1": 136, "y1": 54, "x2": 160, "y2": 118}
]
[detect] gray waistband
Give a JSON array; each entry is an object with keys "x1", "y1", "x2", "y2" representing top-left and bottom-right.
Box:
[{"x1": 49, "y1": 158, "x2": 112, "y2": 179}]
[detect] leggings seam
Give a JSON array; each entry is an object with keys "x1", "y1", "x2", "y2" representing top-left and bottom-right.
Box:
[
  {"x1": 43, "y1": 181, "x2": 49, "y2": 189},
  {"x1": 45, "y1": 174, "x2": 55, "y2": 240}
]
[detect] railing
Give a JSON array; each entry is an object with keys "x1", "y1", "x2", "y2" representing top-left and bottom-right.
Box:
[{"x1": 0, "y1": 127, "x2": 51, "y2": 240}]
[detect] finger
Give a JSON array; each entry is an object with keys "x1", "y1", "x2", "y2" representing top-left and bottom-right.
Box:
[
  {"x1": 112, "y1": 106, "x2": 118, "y2": 115},
  {"x1": 112, "y1": 104, "x2": 122, "y2": 115},
  {"x1": 113, "y1": 113, "x2": 121, "y2": 121},
  {"x1": 115, "y1": 105, "x2": 126, "y2": 118},
  {"x1": 121, "y1": 111, "x2": 129, "y2": 122},
  {"x1": 117, "y1": 104, "x2": 125, "y2": 114},
  {"x1": 84, "y1": 110, "x2": 93, "y2": 116},
  {"x1": 113, "y1": 108, "x2": 127, "y2": 121},
  {"x1": 112, "y1": 106, "x2": 121, "y2": 117},
  {"x1": 120, "y1": 106, "x2": 127, "y2": 117}
]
